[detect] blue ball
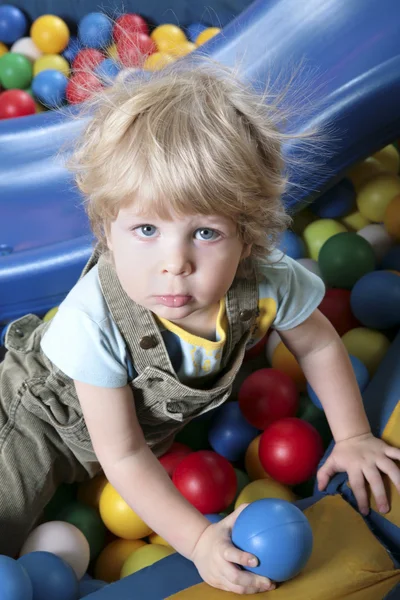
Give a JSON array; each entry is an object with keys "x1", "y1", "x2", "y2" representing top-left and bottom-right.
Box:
[
  {"x1": 350, "y1": 271, "x2": 400, "y2": 329},
  {"x1": 278, "y1": 230, "x2": 305, "y2": 259},
  {"x1": 205, "y1": 513, "x2": 223, "y2": 524},
  {"x1": 79, "y1": 579, "x2": 107, "y2": 597},
  {"x1": 311, "y1": 178, "x2": 355, "y2": 218},
  {"x1": 18, "y1": 552, "x2": 78, "y2": 600},
  {"x1": 186, "y1": 22, "x2": 207, "y2": 42},
  {"x1": 78, "y1": 12, "x2": 113, "y2": 49},
  {"x1": 0, "y1": 556, "x2": 32, "y2": 600},
  {"x1": 232, "y1": 499, "x2": 313, "y2": 582},
  {"x1": 94, "y1": 58, "x2": 121, "y2": 84},
  {"x1": 0, "y1": 5, "x2": 28, "y2": 44},
  {"x1": 380, "y1": 245, "x2": 400, "y2": 271},
  {"x1": 32, "y1": 70, "x2": 68, "y2": 108},
  {"x1": 208, "y1": 401, "x2": 259, "y2": 462},
  {"x1": 63, "y1": 36, "x2": 83, "y2": 63},
  {"x1": 308, "y1": 354, "x2": 369, "y2": 410}
]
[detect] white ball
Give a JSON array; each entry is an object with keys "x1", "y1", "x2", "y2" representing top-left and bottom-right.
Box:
[
  {"x1": 10, "y1": 37, "x2": 42, "y2": 61},
  {"x1": 20, "y1": 521, "x2": 90, "y2": 579},
  {"x1": 296, "y1": 258, "x2": 322, "y2": 278},
  {"x1": 265, "y1": 330, "x2": 280, "y2": 364},
  {"x1": 357, "y1": 224, "x2": 394, "y2": 262}
]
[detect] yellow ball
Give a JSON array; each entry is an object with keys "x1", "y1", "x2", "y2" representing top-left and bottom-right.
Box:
[
  {"x1": 95, "y1": 538, "x2": 147, "y2": 582},
  {"x1": 0, "y1": 42, "x2": 8, "y2": 57},
  {"x1": 77, "y1": 472, "x2": 108, "y2": 510},
  {"x1": 35, "y1": 102, "x2": 47, "y2": 113},
  {"x1": 99, "y1": 483, "x2": 153, "y2": 539},
  {"x1": 31, "y1": 15, "x2": 70, "y2": 54},
  {"x1": 384, "y1": 195, "x2": 400, "y2": 242},
  {"x1": 303, "y1": 219, "x2": 347, "y2": 260},
  {"x1": 341, "y1": 328, "x2": 391, "y2": 376},
  {"x1": 151, "y1": 24, "x2": 186, "y2": 53},
  {"x1": 271, "y1": 342, "x2": 307, "y2": 392},
  {"x1": 169, "y1": 41, "x2": 197, "y2": 56},
  {"x1": 107, "y1": 43, "x2": 119, "y2": 60},
  {"x1": 245, "y1": 435, "x2": 270, "y2": 481},
  {"x1": 235, "y1": 479, "x2": 296, "y2": 509},
  {"x1": 144, "y1": 52, "x2": 175, "y2": 71},
  {"x1": 373, "y1": 144, "x2": 400, "y2": 174},
  {"x1": 196, "y1": 27, "x2": 221, "y2": 45},
  {"x1": 347, "y1": 158, "x2": 386, "y2": 191},
  {"x1": 357, "y1": 173, "x2": 400, "y2": 222},
  {"x1": 33, "y1": 54, "x2": 70, "y2": 77},
  {"x1": 341, "y1": 210, "x2": 370, "y2": 232},
  {"x1": 148, "y1": 532, "x2": 173, "y2": 548},
  {"x1": 121, "y1": 544, "x2": 175, "y2": 577},
  {"x1": 43, "y1": 306, "x2": 58, "y2": 321}
]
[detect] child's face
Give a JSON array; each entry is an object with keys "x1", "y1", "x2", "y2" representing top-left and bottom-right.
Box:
[{"x1": 106, "y1": 202, "x2": 250, "y2": 326}]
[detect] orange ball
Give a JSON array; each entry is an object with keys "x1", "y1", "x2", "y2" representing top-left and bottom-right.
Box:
[
  {"x1": 95, "y1": 538, "x2": 147, "y2": 582},
  {"x1": 245, "y1": 435, "x2": 270, "y2": 481},
  {"x1": 271, "y1": 342, "x2": 307, "y2": 392},
  {"x1": 384, "y1": 194, "x2": 400, "y2": 241},
  {"x1": 77, "y1": 472, "x2": 108, "y2": 510}
]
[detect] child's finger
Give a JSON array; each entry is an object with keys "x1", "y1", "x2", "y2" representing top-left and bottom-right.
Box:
[
  {"x1": 222, "y1": 563, "x2": 275, "y2": 594},
  {"x1": 384, "y1": 446, "x2": 400, "y2": 463},
  {"x1": 348, "y1": 470, "x2": 369, "y2": 515},
  {"x1": 223, "y1": 545, "x2": 258, "y2": 568},
  {"x1": 364, "y1": 466, "x2": 388, "y2": 513},
  {"x1": 377, "y1": 456, "x2": 400, "y2": 495},
  {"x1": 317, "y1": 459, "x2": 336, "y2": 490}
]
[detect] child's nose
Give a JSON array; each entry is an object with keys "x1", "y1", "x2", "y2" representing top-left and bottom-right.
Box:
[{"x1": 162, "y1": 246, "x2": 193, "y2": 276}]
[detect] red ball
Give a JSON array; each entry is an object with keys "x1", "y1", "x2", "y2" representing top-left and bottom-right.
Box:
[
  {"x1": 172, "y1": 450, "x2": 237, "y2": 514},
  {"x1": 113, "y1": 13, "x2": 149, "y2": 42},
  {"x1": 73, "y1": 48, "x2": 105, "y2": 72},
  {"x1": 259, "y1": 418, "x2": 324, "y2": 485},
  {"x1": 159, "y1": 442, "x2": 193, "y2": 477},
  {"x1": 238, "y1": 368, "x2": 298, "y2": 430},
  {"x1": 66, "y1": 72, "x2": 103, "y2": 104},
  {"x1": 117, "y1": 32, "x2": 156, "y2": 67},
  {"x1": 0, "y1": 89, "x2": 36, "y2": 119},
  {"x1": 318, "y1": 288, "x2": 360, "y2": 337}
]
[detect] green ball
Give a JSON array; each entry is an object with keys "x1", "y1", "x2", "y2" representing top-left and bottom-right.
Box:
[
  {"x1": 0, "y1": 52, "x2": 33, "y2": 89},
  {"x1": 57, "y1": 501, "x2": 106, "y2": 560},
  {"x1": 43, "y1": 483, "x2": 77, "y2": 521},
  {"x1": 226, "y1": 468, "x2": 250, "y2": 513},
  {"x1": 318, "y1": 232, "x2": 376, "y2": 289}
]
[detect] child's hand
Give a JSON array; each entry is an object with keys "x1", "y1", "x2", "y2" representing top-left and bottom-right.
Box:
[
  {"x1": 190, "y1": 504, "x2": 276, "y2": 594},
  {"x1": 317, "y1": 432, "x2": 400, "y2": 515}
]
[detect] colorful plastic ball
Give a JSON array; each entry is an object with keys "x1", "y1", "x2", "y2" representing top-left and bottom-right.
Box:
[
  {"x1": 308, "y1": 354, "x2": 369, "y2": 410},
  {"x1": 79, "y1": 579, "x2": 107, "y2": 597},
  {"x1": 168, "y1": 41, "x2": 196, "y2": 57},
  {"x1": 232, "y1": 499, "x2": 313, "y2": 581},
  {"x1": 278, "y1": 229, "x2": 305, "y2": 259},
  {"x1": 341, "y1": 210, "x2": 371, "y2": 232},
  {"x1": 341, "y1": 328, "x2": 391, "y2": 375},
  {"x1": 235, "y1": 479, "x2": 296, "y2": 509},
  {"x1": 56, "y1": 501, "x2": 107, "y2": 560},
  {"x1": 296, "y1": 258, "x2": 322, "y2": 277},
  {"x1": 208, "y1": 401, "x2": 259, "y2": 461},
  {"x1": 10, "y1": 37, "x2": 41, "y2": 62},
  {"x1": 311, "y1": 178, "x2": 355, "y2": 218},
  {"x1": 271, "y1": 342, "x2": 307, "y2": 392},
  {"x1": 318, "y1": 232, "x2": 376, "y2": 289},
  {"x1": 357, "y1": 173, "x2": 400, "y2": 222},
  {"x1": 186, "y1": 22, "x2": 207, "y2": 42},
  {"x1": 205, "y1": 513, "x2": 224, "y2": 523},
  {"x1": 381, "y1": 245, "x2": 400, "y2": 271},
  {"x1": 148, "y1": 533, "x2": 173, "y2": 548},
  {"x1": 245, "y1": 435, "x2": 269, "y2": 481},
  {"x1": 0, "y1": 555, "x2": 32, "y2": 600},
  {"x1": 31, "y1": 15, "x2": 70, "y2": 54},
  {"x1": 20, "y1": 521, "x2": 90, "y2": 580},
  {"x1": 32, "y1": 69, "x2": 68, "y2": 108},
  {"x1": 0, "y1": 89, "x2": 35, "y2": 118},
  {"x1": 95, "y1": 539, "x2": 147, "y2": 583},
  {"x1": 117, "y1": 32, "x2": 156, "y2": 67},
  {"x1": 18, "y1": 551, "x2": 78, "y2": 600},
  {"x1": 143, "y1": 51, "x2": 175, "y2": 71},
  {"x1": 303, "y1": 219, "x2": 347, "y2": 260},
  {"x1": 33, "y1": 53, "x2": 70, "y2": 77},
  {"x1": 159, "y1": 441, "x2": 192, "y2": 477},
  {"x1": 373, "y1": 144, "x2": 400, "y2": 173},
  {"x1": 99, "y1": 482, "x2": 152, "y2": 539},
  {"x1": 350, "y1": 271, "x2": 400, "y2": 329},
  {"x1": 0, "y1": 52, "x2": 32, "y2": 89},
  {"x1": 66, "y1": 72, "x2": 103, "y2": 104},
  {"x1": 121, "y1": 544, "x2": 175, "y2": 577},
  {"x1": 238, "y1": 368, "x2": 298, "y2": 430},
  {"x1": 94, "y1": 58, "x2": 121, "y2": 82},
  {"x1": 0, "y1": 41, "x2": 7, "y2": 57},
  {"x1": 259, "y1": 418, "x2": 324, "y2": 485},
  {"x1": 196, "y1": 27, "x2": 221, "y2": 45},
  {"x1": 72, "y1": 48, "x2": 105, "y2": 72},
  {"x1": 172, "y1": 450, "x2": 237, "y2": 514},
  {"x1": 347, "y1": 158, "x2": 386, "y2": 191},
  {"x1": 318, "y1": 288, "x2": 359, "y2": 336},
  {"x1": 62, "y1": 36, "x2": 82, "y2": 64},
  {"x1": 151, "y1": 24, "x2": 187, "y2": 53},
  {"x1": 357, "y1": 224, "x2": 394, "y2": 262},
  {"x1": 384, "y1": 195, "x2": 400, "y2": 242},
  {"x1": 77, "y1": 472, "x2": 107, "y2": 510},
  {"x1": 226, "y1": 468, "x2": 251, "y2": 512},
  {"x1": 0, "y1": 5, "x2": 28, "y2": 44},
  {"x1": 78, "y1": 13, "x2": 113, "y2": 49},
  {"x1": 113, "y1": 13, "x2": 149, "y2": 42}
]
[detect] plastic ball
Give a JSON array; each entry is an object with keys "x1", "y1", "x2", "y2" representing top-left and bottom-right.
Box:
[
  {"x1": 384, "y1": 195, "x2": 400, "y2": 242},
  {"x1": 79, "y1": 579, "x2": 107, "y2": 597},
  {"x1": 357, "y1": 224, "x2": 394, "y2": 262},
  {"x1": 94, "y1": 58, "x2": 121, "y2": 82},
  {"x1": 278, "y1": 229, "x2": 305, "y2": 259},
  {"x1": 66, "y1": 71, "x2": 103, "y2": 104},
  {"x1": 43, "y1": 483, "x2": 77, "y2": 521},
  {"x1": 238, "y1": 368, "x2": 298, "y2": 430},
  {"x1": 381, "y1": 245, "x2": 400, "y2": 271},
  {"x1": 121, "y1": 544, "x2": 175, "y2": 577},
  {"x1": 350, "y1": 271, "x2": 400, "y2": 329},
  {"x1": 0, "y1": 52, "x2": 32, "y2": 89},
  {"x1": 33, "y1": 53, "x2": 70, "y2": 77},
  {"x1": 296, "y1": 257, "x2": 322, "y2": 277},
  {"x1": 172, "y1": 450, "x2": 237, "y2": 514},
  {"x1": 0, "y1": 555, "x2": 32, "y2": 600},
  {"x1": 0, "y1": 41, "x2": 7, "y2": 57},
  {"x1": 232, "y1": 499, "x2": 313, "y2": 581},
  {"x1": 56, "y1": 501, "x2": 107, "y2": 560},
  {"x1": 341, "y1": 328, "x2": 391, "y2": 375},
  {"x1": 18, "y1": 551, "x2": 78, "y2": 600},
  {"x1": 187, "y1": 22, "x2": 207, "y2": 42},
  {"x1": 168, "y1": 41, "x2": 196, "y2": 57},
  {"x1": 271, "y1": 342, "x2": 307, "y2": 391},
  {"x1": 113, "y1": 14, "x2": 149, "y2": 42},
  {"x1": 311, "y1": 178, "x2": 355, "y2": 218},
  {"x1": 196, "y1": 27, "x2": 221, "y2": 45},
  {"x1": 31, "y1": 15, "x2": 70, "y2": 54},
  {"x1": 79, "y1": 13, "x2": 113, "y2": 49},
  {"x1": 159, "y1": 441, "x2": 192, "y2": 477},
  {"x1": 151, "y1": 24, "x2": 187, "y2": 53},
  {"x1": 77, "y1": 472, "x2": 108, "y2": 510},
  {"x1": 32, "y1": 69, "x2": 68, "y2": 108},
  {"x1": 0, "y1": 5, "x2": 28, "y2": 44},
  {"x1": 235, "y1": 479, "x2": 296, "y2": 509},
  {"x1": 318, "y1": 232, "x2": 376, "y2": 289},
  {"x1": 99, "y1": 482, "x2": 152, "y2": 539},
  {"x1": 72, "y1": 48, "x2": 105, "y2": 72},
  {"x1": 20, "y1": 521, "x2": 90, "y2": 580},
  {"x1": 10, "y1": 37, "x2": 41, "y2": 61},
  {"x1": 347, "y1": 158, "x2": 386, "y2": 191},
  {"x1": 372, "y1": 144, "x2": 400, "y2": 173},
  {"x1": 318, "y1": 288, "x2": 359, "y2": 336},
  {"x1": 63, "y1": 36, "x2": 82, "y2": 63},
  {"x1": 341, "y1": 210, "x2": 371, "y2": 231},
  {"x1": 245, "y1": 435, "x2": 269, "y2": 480},
  {"x1": 205, "y1": 513, "x2": 224, "y2": 523},
  {"x1": 144, "y1": 51, "x2": 175, "y2": 71},
  {"x1": 208, "y1": 401, "x2": 259, "y2": 461},
  {"x1": 148, "y1": 533, "x2": 172, "y2": 547},
  {"x1": 0, "y1": 88, "x2": 35, "y2": 118},
  {"x1": 303, "y1": 219, "x2": 347, "y2": 260},
  {"x1": 357, "y1": 173, "x2": 400, "y2": 222},
  {"x1": 95, "y1": 539, "x2": 147, "y2": 583},
  {"x1": 226, "y1": 468, "x2": 251, "y2": 511},
  {"x1": 117, "y1": 32, "x2": 156, "y2": 67},
  {"x1": 259, "y1": 418, "x2": 324, "y2": 485}
]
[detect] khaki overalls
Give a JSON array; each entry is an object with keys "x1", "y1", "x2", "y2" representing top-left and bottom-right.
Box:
[{"x1": 0, "y1": 248, "x2": 258, "y2": 556}]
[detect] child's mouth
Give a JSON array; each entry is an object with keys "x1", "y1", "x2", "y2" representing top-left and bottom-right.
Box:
[{"x1": 157, "y1": 295, "x2": 192, "y2": 308}]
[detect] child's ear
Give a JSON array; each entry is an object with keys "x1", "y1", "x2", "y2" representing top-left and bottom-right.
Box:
[{"x1": 241, "y1": 244, "x2": 252, "y2": 260}]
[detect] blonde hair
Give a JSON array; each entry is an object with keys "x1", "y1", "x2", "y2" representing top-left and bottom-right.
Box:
[{"x1": 68, "y1": 60, "x2": 295, "y2": 276}]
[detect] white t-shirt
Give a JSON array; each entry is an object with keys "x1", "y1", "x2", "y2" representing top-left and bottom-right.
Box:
[{"x1": 40, "y1": 252, "x2": 325, "y2": 388}]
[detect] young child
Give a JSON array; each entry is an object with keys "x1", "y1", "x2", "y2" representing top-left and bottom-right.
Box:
[{"x1": 1, "y1": 63, "x2": 400, "y2": 595}]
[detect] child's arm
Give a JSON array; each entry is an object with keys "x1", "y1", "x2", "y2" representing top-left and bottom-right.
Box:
[
  {"x1": 74, "y1": 380, "x2": 275, "y2": 594},
  {"x1": 279, "y1": 309, "x2": 400, "y2": 515}
]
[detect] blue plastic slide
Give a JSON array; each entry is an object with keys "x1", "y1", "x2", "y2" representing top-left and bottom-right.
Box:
[{"x1": 1, "y1": 0, "x2": 400, "y2": 322}]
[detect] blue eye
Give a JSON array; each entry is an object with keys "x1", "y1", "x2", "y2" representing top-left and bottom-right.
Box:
[
  {"x1": 195, "y1": 228, "x2": 220, "y2": 241},
  {"x1": 135, "y1": 225, "x2": 157, "y2": 237}
]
